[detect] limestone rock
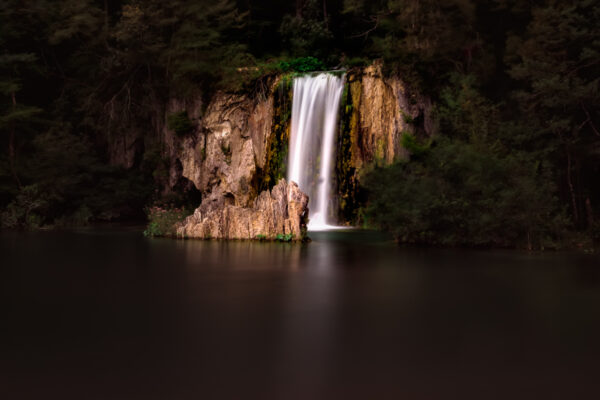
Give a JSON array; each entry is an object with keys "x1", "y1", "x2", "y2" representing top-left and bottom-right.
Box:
[
  {"x1": 165, "y1": 81, "x2": 277, "y2": 208},
  {"x1": 177, "y1": 179, "x2": 308, "y2": 241},
  {"x1": 359, "y1": 61, "x2": 406, "y2": 164},
  {"x1": 350, "y1": 60, "x2": 434, "y2": 166}
]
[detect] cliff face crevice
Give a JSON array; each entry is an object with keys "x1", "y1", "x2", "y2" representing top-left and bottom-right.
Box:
[{"x1": 254, "y1": 81, "x2": 293, "y2": 193}]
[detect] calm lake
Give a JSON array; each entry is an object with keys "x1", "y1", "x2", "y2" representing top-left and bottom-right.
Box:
[{"x1": 2, "y1": 227, "x2": 600, "y2": 399}]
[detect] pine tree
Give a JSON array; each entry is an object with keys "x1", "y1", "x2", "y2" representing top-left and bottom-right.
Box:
[
  {"x1": 507, "y1": 0, "x2": 600, "y2": 228},
  {"x1": 0, "y1": 1, "x2": 43, "y2": 189}
]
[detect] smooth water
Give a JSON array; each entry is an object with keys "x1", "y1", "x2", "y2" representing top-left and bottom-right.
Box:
[
  {"x1": 2, "y1": 228, "x2": 600, "y2": 399},
  {"x1": 288, "y1": 73, "x2": 345, "y2": 230}
]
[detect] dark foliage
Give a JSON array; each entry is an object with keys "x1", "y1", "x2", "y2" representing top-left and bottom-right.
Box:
[
  {"x1": 167, "y1": 111, "x2": 195, "y2": 137},
  {"x1": 0, "y1": 0, "x2": 598, "y2": 248}
]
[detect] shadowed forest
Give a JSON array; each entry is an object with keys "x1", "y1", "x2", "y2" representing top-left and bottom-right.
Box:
[{"x1": 1, "y1": 0, "x2": 599, "y2": 249}]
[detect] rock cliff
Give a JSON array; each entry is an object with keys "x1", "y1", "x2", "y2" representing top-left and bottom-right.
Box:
[
  {"x1": 336, "y1": 61, "x2": 434, "y2": 223},
  {"x1": 164, "y1": 86, "x2": 275, "y2": 208},
  {"x1": 177, "y1": 179, "x2": 308, "y2": 241},
  {"x1": 148, "y1": 61, "x2": 433, "y2": 233},
  {"x1": 345, "y1": 60, "x2": 434, "y2": 166}
]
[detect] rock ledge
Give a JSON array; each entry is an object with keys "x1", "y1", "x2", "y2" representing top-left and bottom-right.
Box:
[{"x1": 177, "y1": 179, "x2": 308, "y2": 241}]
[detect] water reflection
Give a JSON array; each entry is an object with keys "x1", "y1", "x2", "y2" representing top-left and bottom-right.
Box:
[
  {"x1": 181, "y1": 239, "x2": 305, "y2": 271},
  {"x1": 1, "y1": 228, "x2": 600, "y2": 399}
]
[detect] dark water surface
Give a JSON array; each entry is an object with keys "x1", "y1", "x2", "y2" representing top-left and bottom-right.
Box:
[{"x1": 2, "y1": 227, "x2": 600, "y2": 399}]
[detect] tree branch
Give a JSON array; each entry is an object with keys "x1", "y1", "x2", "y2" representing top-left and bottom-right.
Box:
[
  {"x1": 580, "y1": 101, "x2": 600, "y2": 137},
  {"x1": 348, "y1": 14, "x2": 384, "y2": 39}
]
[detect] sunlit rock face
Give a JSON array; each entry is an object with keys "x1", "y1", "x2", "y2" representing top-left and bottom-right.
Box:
[
  {"x1": 165, "y1": 87, "x2": 275, "y2": 208},
  {"x1": 177, "y1": 179, "x2": 308, "y2": 241},
  {"x1": 357, "y1": 62, "x2": 407, "y2": 164},
  {"x1": 351, "y1": 60, "x2": 434, "y2": 166}
]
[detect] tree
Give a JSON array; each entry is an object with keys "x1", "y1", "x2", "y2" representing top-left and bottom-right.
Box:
[
  {"x1": 165, "y1": 0, "x2": 249, "y2": 93},
  {"x1": 280, "y1": 0, "x2": 333, "y2": 59},
  {"x1": 507, "y1": 0, "x2": 600, "y2": 228},
  {"x1": 0, "y1": 1, "x2": 44, "y2": 190},
  {"x1": 363, "y1": 75, "x2": 567, "y2": 249},
  {"x1": 341, "y1": 0, "x2": 484, "y2": 88}
]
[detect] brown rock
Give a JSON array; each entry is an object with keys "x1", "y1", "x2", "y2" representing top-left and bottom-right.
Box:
[
  {"x1": 349, "y1": 60, "x2": 434, "y2": 166},
  {"x1": 177, "y1": 179, "x2": 308, "y2": 241},
  {"x1": 359, "y1": 61, "x2": 406, "y2": 164},
  {"x1": 165, "y1": 83, "x2": 277, "y2": 208}
]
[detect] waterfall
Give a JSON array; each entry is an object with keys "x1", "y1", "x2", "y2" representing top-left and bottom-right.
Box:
[{"x1": 287, "y1": 73, "x2": 345, "y2": 230}]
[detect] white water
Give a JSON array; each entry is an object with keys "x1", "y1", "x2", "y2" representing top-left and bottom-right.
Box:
[{"x1": 287, "y1": 73, "x2": 345, "y2": 231}]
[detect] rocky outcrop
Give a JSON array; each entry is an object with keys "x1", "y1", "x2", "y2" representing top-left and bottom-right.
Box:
[
  {"x1": 163, "y1": 78, "x2": 278, "y2": 209},
  {"x1": 161, "y1": 61, "x2": 433, "y2": 230},
  {"x1": 177, "y1": 179, "x2": 308, "y2": 241},
  {"x1": 346, "y1": 60, "x2": 434, "y2": 166},
  {"x1": 335, "y1": 60, "x2": 434, "y2": 223}
]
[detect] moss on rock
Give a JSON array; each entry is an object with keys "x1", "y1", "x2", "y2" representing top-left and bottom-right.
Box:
[
  {"x1": 256, "y1": 79, "x2": 293, "y2": 193},
  {"x1": 335, "y1": 73, "x2": 364, "y2": 225}
]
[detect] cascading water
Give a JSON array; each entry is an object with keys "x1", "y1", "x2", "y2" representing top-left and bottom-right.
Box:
[{"x1": 287, "y1": 73, "x2": 345, "y2": 230}]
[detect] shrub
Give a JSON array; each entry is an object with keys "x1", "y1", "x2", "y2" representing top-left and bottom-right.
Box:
[
  {"x1": 401, "y1": 111, "x2": 415, "y2": 124},
  {"x1": 363, "y1": 137, "x2": 568, "y2": 249},
  {"x1": 1, "y1": 185, "x2": 48, "y2": 229},
  {"x1": 278, "y1": 57, "x2": 325, "y2": 73},
  {"x1": 167, "y1": 111, "x2": 195, "y2": 137},
  {"x1": 275, "y1": 233, "x2": 294, "y2": 242},
  {"x1": 343, "y1": 57, "x2": 370, "y2": 68},
  {"x1": 143, "y1": 206, "x2": 191, "y2": 237},
  {"x1": 53, "y1": 205, "x2": 93, "y2": 227},
  {"x1": 401, "y1": 132, "x2": 430, "y2": 157},
  {"x1": 592, "y1": 221, "x2": 600, "y2": 245}
]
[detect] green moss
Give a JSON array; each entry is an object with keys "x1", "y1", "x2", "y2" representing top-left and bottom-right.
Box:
[
  {"x1": 301, "y1": 221, "x2": 308, "y2": 241},
  {"x1": 256, "y1": 82, "x2": 292, "y2": 193},
  {"x1": 278, "y1": 57, "x2": 325, "y2": 73},
  {"x1": 335, "y1": 79, "x2": 363, "y2": 225},
  {"x1": 401, "y1": 131, "x2": 431, "y2": 157},
  {"x1": 375, "y1": 138, "x2": 386, "y2": 162},
  {"x1": 329, "y1": 69, "x2": 346, "y2": 78},
  {"x1": 167, "y1": 111, "x2": 195, "y2": 137},
  {"x1": 401, "y1": 111, "x2": 415, "y2": 124},
  {"x1": 275, "y1": 73, "x2": 294, "y2": 92},
  {"x1": 275, "y1": 233, "x2": 294, "y2": 242},
  {"x1": 221, "y1": 141, "x2": 232, "y2": 163},
  {"x1": 342, "y1": 57, "x2": 370, "y2": 68},
  {"x1": 143, "y1": 206, "x2": 191, "y2": 237}
]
